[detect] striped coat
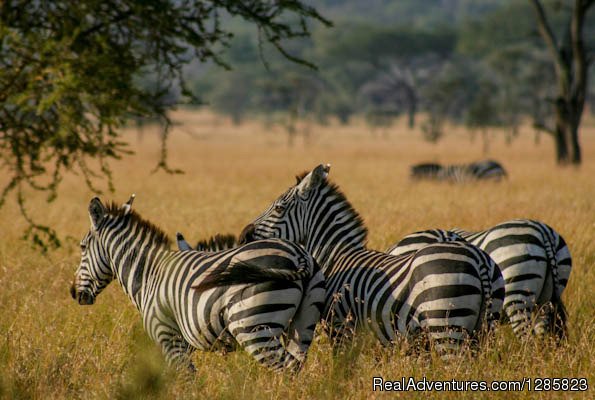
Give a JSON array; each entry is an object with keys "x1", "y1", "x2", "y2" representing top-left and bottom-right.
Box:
[
  {"x1": 411, "y1": 160, "x2": 507, "y2": 182},
  {"x1": 240, "y1": 165, "x2": 502, "y2": 354},
  {"x1": 453, "y1": 220, "x2": 570, "y2": 339},
  {"x1": 387, "y1": 229, "x2": 505, "y2": 327},
  {"x1": 70, "y1": 196, "x2": 325, "y2": 372},
  {"x1": 387, "y1": 220, "x2": 571, "y2": 339}
]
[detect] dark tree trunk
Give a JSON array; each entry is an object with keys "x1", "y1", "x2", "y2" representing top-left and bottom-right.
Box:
[
  {"x1": 405, "y1": 86, "x2": 417, "y2": 129},
  {"x1": 530, "y1": 0, "x2": 592, "y2": 165}
]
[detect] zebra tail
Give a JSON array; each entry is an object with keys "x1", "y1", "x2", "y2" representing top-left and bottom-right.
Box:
[
  {"x1": 540, "y1": 226, "x2": 568, "y2": 341},
  {"x1": 192, "y1": 261, "x2": 310, "y2": 292}
]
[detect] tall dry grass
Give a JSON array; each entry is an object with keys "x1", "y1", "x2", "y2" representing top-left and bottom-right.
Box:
[{"x1": 0, "y1": 111, "x2": 593, "y2": 399}]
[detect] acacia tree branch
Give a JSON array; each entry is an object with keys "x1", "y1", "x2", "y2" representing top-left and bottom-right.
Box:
[{"x1": 529, "y1": 0, "x2": 569, "y2": 91}]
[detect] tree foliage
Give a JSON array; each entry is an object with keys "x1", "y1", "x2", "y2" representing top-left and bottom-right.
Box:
[{"x1": 0, "y1": 0, "x2": 330, "y2": 249}]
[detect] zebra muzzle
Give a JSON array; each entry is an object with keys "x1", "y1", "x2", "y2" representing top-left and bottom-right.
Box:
[
  {"x1": 78, "y1": 291, "x2": 95, "y2": 305},
  {"x1": 71, "y1": 286, "x2": 95, "y2": 305}
]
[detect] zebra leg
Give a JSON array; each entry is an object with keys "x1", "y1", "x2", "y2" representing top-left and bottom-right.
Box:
[
  {"x1": 156, "y1": 329, "x2": 196, "y2": 372},
  {"x1": 283, "y1": 269, "x2": 326, "y2": 362},
  {"x1": 532, "y1": 300, "x2": 568, "y2": 342},
  {"x1": 532, "y1": 254, "x2": 568, "y2": 342},
  {"x1": 230, "y1": 324, "x2": 303, "y2": 372},
  {"x1": 504, "y1": 300, "x2": 534, "y2": 337},
  {"x1": 321, "y1": 283, "x2": 360, "y2": 348},
  {"x1": 226, "y1": 283, "x2": 305, "y2": 372}
]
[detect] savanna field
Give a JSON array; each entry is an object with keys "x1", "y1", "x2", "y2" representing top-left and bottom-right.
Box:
[{"x1": 0, "y1": 111, "x2": 593, "y2": 399}]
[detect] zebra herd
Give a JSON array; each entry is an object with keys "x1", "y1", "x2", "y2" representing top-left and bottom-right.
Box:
[{"x1": 70, "y1": 164, "x2": 572, "y2": 373}]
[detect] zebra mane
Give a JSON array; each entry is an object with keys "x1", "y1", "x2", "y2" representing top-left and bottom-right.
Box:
[
  {"x1": 295, "y1": 171, "x2": 369, "y2": 242},
  {"x1": 105, "y1": 202, "x2": 172, "y2": 247},
  {"x1": 195, "y1": 233, "x2": 238, "y2": 251}
]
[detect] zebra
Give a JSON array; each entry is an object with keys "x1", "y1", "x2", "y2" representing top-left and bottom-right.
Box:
[
  {"x1": 411, "y1": 160, "x2": 507, "y2": 182},
  {"x1": 386, "y1": 229, "x2": 505, "y2": 327},
  {"x1": 239, "y1": 164, "x2": 504, "y2": 354},
  {"x1": 70, "y1": 195, "x2": 326, "y2": 372},
  {"x1": 387, "y1": 220, "x2": 571, "y2": 340}
]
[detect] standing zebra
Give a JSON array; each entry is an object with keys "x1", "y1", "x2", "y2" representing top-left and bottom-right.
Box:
[
  {"x1": 70, "y1": 195, "x2": 325, "y2": 372},
  {"x1": 387, "y1": 220, "x2": 571, "y2": 340},
  {"x1": 240, "y1": 164, "x2": 503, "y2": 354}
]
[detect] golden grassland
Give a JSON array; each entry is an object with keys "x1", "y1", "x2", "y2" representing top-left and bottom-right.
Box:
[{"x1": 0, "y1": 111, "x2": 594, "y2": 399}]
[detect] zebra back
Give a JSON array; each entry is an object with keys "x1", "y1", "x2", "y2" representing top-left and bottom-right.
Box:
[{"x1": 386, "y1": 229, "x2": 464, "y2": 256}]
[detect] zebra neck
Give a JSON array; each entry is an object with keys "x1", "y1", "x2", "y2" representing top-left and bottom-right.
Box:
[
  {"x1": 103, "y1": 222, "x2": 171, "y2": 308},
  {"x1": 303, "y1": 192, "x2": 367, "y2": 272}
]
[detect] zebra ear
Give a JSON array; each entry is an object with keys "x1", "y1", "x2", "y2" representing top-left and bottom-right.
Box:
[
  {"x1": 176, "y1": 232, "x2": 192, "y2": 251},
  {"x1": 298, "y1": 164, "x2": 330, "y2": 194},
  {"x1": 122, "y1": 193, "x2": 136, "y2": 215},
  {"x1": 88, "y1": 197, "x2": 106, "y2": 231}
]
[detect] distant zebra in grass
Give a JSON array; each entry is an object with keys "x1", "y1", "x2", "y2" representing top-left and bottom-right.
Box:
[
  {"x1": 411, "y1": 160, "x2": 507, "y2": 182},
  {"x1": 70, "y1": 195, "x2": 325, "y2": 372},
  {"x1": 240, "y1": 164, "x2": 503, "y2": 354},
  {"x1": 387, "y1": 220, "x2": 571, "y2": 340}
]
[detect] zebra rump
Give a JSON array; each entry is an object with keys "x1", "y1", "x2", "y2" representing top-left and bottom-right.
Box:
[
  {"x1": 386, "y1": 229, "x2": 505, "y2": 327},
  {"x1": 453, "y1": 220, "x2": 570, "y2": 341},
  {"x1": 387, "y1": 220, "x2": 571, "y2": 341}
]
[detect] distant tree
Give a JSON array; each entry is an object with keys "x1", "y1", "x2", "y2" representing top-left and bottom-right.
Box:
[
  {"x1": 0, "y1": 0, "x2": 330, "y2": 249},
  {"x1": 318, "y1": 24, "x2": 456, "y2": 129},
  {"x1": 529, "y1": 0, "x2": 594, "y2": 164},
  {"x1": 254, "y1": 71, "x2": 325, "y2": 145},
  {"x1": 419, "y1": 58, "x2": 481, "y2": 142},
  {"x1": 359, "y1": 54, "x2": 444, "y2": 129}
]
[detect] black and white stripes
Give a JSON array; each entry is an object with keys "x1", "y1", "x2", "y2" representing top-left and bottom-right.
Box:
[
  {"x1": 71, "y1": 196, "x2": 325, "y2": 372},
  {"x1": 411, "y1": 160, "x2": 507, "y2": 182},
  {"x1": 453, "y1": 220, "x2": 571, "y2": 339},
  {"x1": 387, "y1": 220, "x2": 571, "y2": 340},
  {"x1": 240, "y1": 165, "x2": 503, "y2": 353}
]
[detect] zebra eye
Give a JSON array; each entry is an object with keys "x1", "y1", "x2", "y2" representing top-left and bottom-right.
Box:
[
  {"x1": 274, "y1": 204, "x2": 285, "y2": 213},
  {"x1": 80, "y1": 242, "x2": 87, "y2": 251}
]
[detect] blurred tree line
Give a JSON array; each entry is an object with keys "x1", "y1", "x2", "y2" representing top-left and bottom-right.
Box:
[
  {"x1": 0, "y1": 0, "x2": 593, "y2": 249},
  {"x1": 184, "y1": 0, "x2": 594, "y2": 163}
]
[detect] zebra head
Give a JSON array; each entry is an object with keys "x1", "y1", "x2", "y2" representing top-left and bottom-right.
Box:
[
  {"x1": 70, "y1": 195, "x2": 135, "y2": 305},
  {"x1": 240, "y1": 164, "x2": 331, "y2": 244}
]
